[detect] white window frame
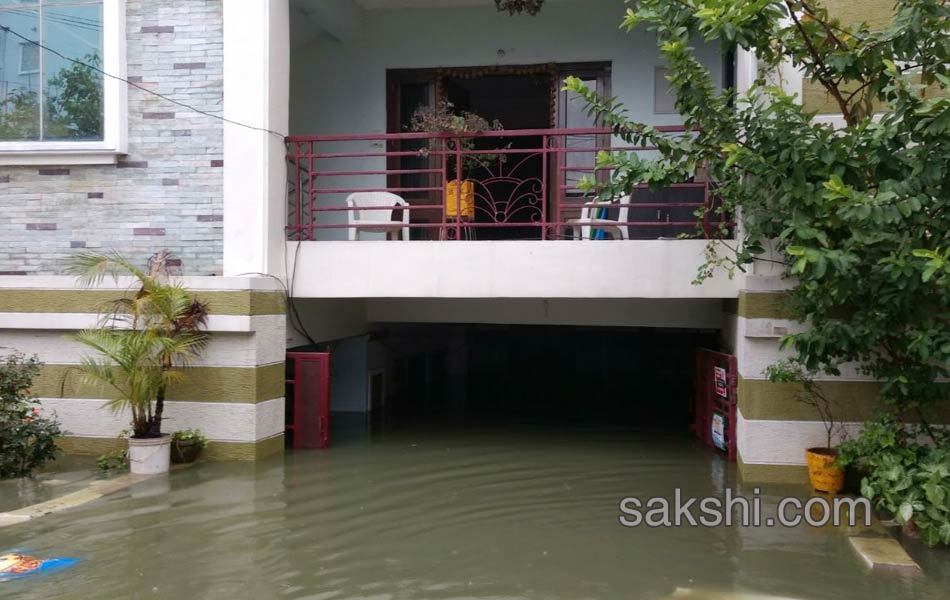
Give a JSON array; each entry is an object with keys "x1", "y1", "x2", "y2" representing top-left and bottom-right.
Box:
[{"x1": 0, "y1": 0, "x2": 127, "y2": 165}]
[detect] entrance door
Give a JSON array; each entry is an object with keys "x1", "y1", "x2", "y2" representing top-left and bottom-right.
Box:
[
  {"x1": 387, "y1": 63, "x2": 611, "y2": 239},
  {"x1": 286, "y1": 352, "x2": 331, "y2": 449}
]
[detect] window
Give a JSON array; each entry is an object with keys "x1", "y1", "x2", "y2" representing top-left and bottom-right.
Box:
[
  {"x1": 653, "y1": 67, "x2": 676, "y2": 114},
  {"x1": 18, "y1": 41, "x2": 39, "y2": 74},
  {"x1": 0, "y1": 0, "x2": 125, "y2": 162}
]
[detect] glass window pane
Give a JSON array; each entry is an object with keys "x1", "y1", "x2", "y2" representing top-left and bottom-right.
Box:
[
  {"x1": 654, "y1": 67, "x2": 676, "y2": 114},
  {"x1": 42, "y1": 1, "x2": 103, "y2": 140},
  {"x1": 0, "y1": 8, "x2": 40, "y2": 140},
  {"x1": 562, "y1": 79, "x2": 598, "y2": 194},
  {"x1": 18, "y1": 40, "x2": 38, "y2": 73}
]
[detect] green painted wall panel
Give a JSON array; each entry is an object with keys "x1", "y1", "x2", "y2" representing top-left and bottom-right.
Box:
[{"x1": 34, "y1": 363, "x2": 284, "y2": 404}]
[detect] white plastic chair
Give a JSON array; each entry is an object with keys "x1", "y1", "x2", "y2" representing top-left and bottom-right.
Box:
[
  {"x1": 567, "y1": 196, "x2": 630, "y2": 240},
  {"x1": 345, "y1": 192, "x2": 410, "y2": 241}
]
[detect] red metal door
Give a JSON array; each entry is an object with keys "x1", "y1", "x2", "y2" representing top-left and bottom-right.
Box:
[
  {"x1": 286, "y1": 352, "x2": 331, "y2": 449},
  {"x1": 694, "y1": 348, "x2": 737, "y2": 462}
]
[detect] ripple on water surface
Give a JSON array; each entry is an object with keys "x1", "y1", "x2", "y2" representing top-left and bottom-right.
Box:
[{"x1": 1, "y1": 426, "x2": 948, "y2": 599}]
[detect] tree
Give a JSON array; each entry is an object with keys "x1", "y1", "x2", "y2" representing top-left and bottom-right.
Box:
[
  {"x1": 565, "y1": 0, "x2": 950, "y2": 425},
  {"x1": 70, "y1": 251, "x2": 209, "y2": 439}
]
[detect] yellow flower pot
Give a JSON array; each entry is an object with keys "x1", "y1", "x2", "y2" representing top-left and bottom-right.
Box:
[
  {"x1": 445, "y1": 179, "x2": 475, "y2": 220},
  {"x1": 805, "y1": 447, "x2": 844, "y2": 494}
]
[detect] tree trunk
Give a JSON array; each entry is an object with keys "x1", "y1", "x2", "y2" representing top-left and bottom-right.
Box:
[{"x1": 150, "y1": 385, "x2": 165, "y2": 438}]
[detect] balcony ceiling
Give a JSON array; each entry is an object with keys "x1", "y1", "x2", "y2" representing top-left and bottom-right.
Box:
[
  {"x1": 355, "y1": 0, "x2": 571, "y2": 8},
  {"x1": 292, "y1": 0, "x2": 574, "y2": 47}
]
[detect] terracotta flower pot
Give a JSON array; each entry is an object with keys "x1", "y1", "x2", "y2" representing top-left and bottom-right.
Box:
[{"x1": 805, "y1": 447, "x2": 844, "y2": 494}]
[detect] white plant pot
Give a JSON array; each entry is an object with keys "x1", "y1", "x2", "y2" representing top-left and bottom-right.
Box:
[{"x1": 128, "y1": 434, "x2": 171, "y2": 475}]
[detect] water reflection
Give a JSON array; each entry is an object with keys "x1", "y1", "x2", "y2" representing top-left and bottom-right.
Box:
[{"x1": 1, "y1": 424, "x2": 947, "y2": 599}]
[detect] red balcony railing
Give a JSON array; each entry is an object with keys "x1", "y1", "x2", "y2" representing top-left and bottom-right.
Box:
[{"x1": 285, "y1": 127, "x2": 728, "y2": 241}]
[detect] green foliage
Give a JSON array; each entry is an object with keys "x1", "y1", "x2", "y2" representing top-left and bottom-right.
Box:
[
  {"x1": 0, "y1": 89, "x2": 39, "y2": 140},
  {"x1": 70, "y1": 250, "x2": 210, "y2": 439},
  {"x1": 838, "y1": 417, "x2": 950, "y2": 547},
  {"x1": 0, "y1": 353, "x2": 63, "y2": 479},
  {"x1": 96, "y1": 429, "x2": 130, "y2": 471},
  {"x1": 171, "y1": 428, "x2": 208, "y2": 449},
  {"x1": 96, "y1": 450, "x2": 128, "y2": 471},
  {"x1": 46, "y1": 54, "x2": 104, "y2": 140},
  {"x1": 565, "y1": 0, "x2": 950, "y2": 416}
]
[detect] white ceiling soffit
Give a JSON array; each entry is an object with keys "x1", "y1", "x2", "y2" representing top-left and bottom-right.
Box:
[
  {"x1": 355, "y1": 0, "x2": 571, "y2": 9},
  {"x1": 293, "y1": 0, "x2": 366, "y2": 45}
]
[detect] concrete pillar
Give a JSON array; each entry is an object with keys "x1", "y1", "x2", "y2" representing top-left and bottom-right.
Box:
[{"x1": 223, "y1": 0, "x2": 290, "y2": 277}]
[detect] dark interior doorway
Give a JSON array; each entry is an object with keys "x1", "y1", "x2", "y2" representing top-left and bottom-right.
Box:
[
  {"x1": 442, "y1": 74, "x2": 552, "y2": 130},
  {"x1": 379, "y1": 324, "x2": 719, "y2": 429}
]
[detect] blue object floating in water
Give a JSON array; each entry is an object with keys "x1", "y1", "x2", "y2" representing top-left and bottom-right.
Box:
[{"x1": 0, "y1": 553, "x2": 78, "y2": 581}]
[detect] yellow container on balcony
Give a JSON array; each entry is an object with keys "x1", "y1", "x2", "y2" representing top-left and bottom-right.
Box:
[{"x1": 445, "y1": 179, "x2": 475, "y2": 219}]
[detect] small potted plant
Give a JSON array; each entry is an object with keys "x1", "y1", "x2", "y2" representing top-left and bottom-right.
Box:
[
  {"x1": 171, "y1": 429, "x2": 208, "y2": 464},
  {"x1": 765, "y1": 360, "x2": 844, "y2": 494},
  {"x1": 409, "y1": 101, "x2": 503, "y2": 221},
  {"x1": 71, "y1": 251, "x2": 209, "y2": 475}
]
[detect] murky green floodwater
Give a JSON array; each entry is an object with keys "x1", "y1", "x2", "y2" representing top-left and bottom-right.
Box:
[{"x1": 2, "y1": 425, "x2": 948, "y2": 599}]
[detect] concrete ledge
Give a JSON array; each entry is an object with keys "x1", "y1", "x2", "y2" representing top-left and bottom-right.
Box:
[
  {"x1": 57, "y1": 433, "x2": 285, "y2": 461},
  {"x1": 849, "y1": 537, "x2": 921, "y2": 571}
]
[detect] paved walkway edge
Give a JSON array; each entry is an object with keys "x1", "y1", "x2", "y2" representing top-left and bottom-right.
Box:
[{"x1": 0, "y1": 473, "x2": 153, "y2": 528}]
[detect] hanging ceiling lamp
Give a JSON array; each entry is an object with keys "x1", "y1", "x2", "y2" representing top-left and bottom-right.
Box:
[{"x1": 495, "y1": 0, "x2": 545, "y2": 16}]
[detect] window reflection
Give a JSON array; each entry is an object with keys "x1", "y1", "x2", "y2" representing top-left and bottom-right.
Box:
[{"x1": 0, "y1": 0, "x2": 103, "y2": 142}]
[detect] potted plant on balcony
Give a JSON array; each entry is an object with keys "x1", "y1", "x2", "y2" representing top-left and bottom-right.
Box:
[
  {"x1": 765, "y1": 360, "x2": 844, "y2": 493},
  {"x1": 409, "y1": 101, "x2": 504, "y2": 222},
  {"x1": 71, "y1": 250, "x2": 209, "y2": 475}
]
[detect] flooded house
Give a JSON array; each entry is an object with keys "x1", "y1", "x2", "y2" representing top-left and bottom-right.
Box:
[{"x1": 0, "y1": 0, "x2": 892, "y2": 485}]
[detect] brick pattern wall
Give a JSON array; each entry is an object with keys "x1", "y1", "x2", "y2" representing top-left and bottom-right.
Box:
[{"x1": 0, "y1": 0, "x2": 224, "y2": 276}]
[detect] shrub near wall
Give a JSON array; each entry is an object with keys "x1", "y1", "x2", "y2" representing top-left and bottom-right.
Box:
[{"x1": 0, "y1": 353, "x2": 63, "y2": 478}]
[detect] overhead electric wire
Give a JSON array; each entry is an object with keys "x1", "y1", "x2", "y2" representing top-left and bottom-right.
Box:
[
  {"x1": 0, "y1": 24, "x2": 287, "y2": 138},
  {"x1": 2, "y1": 8, "x2": 103, "y2": 33}
]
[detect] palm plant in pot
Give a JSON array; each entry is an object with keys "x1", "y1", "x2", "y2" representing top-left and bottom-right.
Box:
[
  {"x1": 766, "y1": 360, "x2": 844, "y2": 493},
  {"x1": 409, "y1": 100, "x2": 503, "y2": 222},
  {"x1": 70, "y1": 250, "x2": 209, "y2": 475}
]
